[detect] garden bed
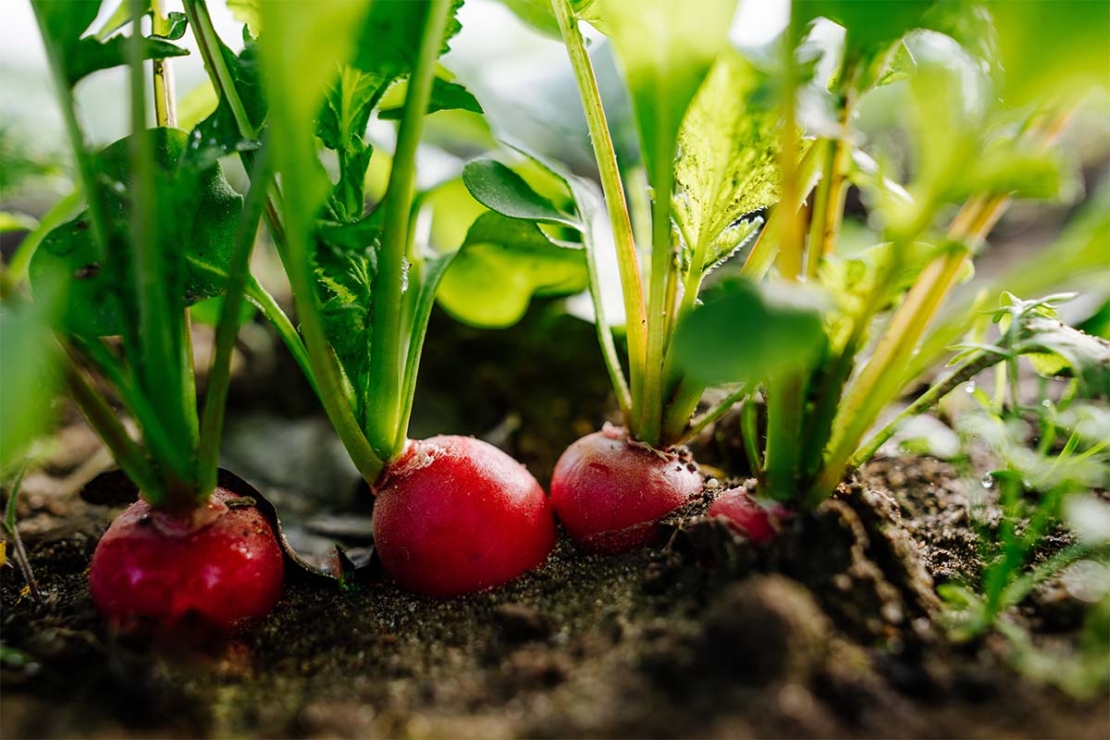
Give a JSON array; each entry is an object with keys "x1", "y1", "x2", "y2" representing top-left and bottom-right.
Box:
[{"x1": 2, "y1": 309, "x2": 1105, "y2": 739}]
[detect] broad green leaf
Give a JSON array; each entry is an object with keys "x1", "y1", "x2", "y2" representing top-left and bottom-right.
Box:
[
  {"x1": 378, "y1": 77, "x2": 484, "y2": 120},
  {"x1": 595, "y1": 0, "x2": 738, "y2": 189},
  {"x1": 0, "y1": 290, "x2": 61, "y2": 472},
  {"x1": 462, "y1": 160, "x2": 580, "y2": 228},
  {"x1": 673, "y1": 277, "x2": 828, "y2": 385},
  {"x1": 32, "y1": 0, "x2": 189, "y2": 88},
  {"x1": 351, "y1": 0, "x2": 465, "y2": 82},
  {"x1": 437, "y1": 212, "x2": 588, "y2": 328},
  {"x1": 29, "y1": 128, "x2": 242, "y2": 337},
  {"x1": 989, "y1": 1, "x2": 1110, "y2": 108},
  {"x1": 794, "y1": 1, "x2": 937, "y2": 62},
  {"x1": 183, "y1": 33, "x2": 265, "y2": 171},
  {"x1": 673, "y1": 50, "x2": 780, "y2": 269}
]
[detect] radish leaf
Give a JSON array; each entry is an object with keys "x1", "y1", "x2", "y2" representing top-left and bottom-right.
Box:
[
  {"x1": 674, "y1": 278, "x2": 828, "y2": 385},
  {"x1": 438, "y1": 212, "x2": 588, "y2": 328},
  {"x1": 463, "y1": 160, "x2": 580, "y2": 228},
  {"x1": 29, "y1": 129, "x2": 242, "y2": 338}
]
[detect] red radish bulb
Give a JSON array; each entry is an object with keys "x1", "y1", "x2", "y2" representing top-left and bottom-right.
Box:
[
  {"x1": 372, "y1": 435, "x2": 556, "y2": 598},
  {"x1": 89, "y1": 488, "x2": 285, "y2": 634},
  {"x1": 550, "y1": 425, "x2": 703, "y2": 554},
  {"x1": 709, "y1": 488, "x2": 791, "y2": 544}
]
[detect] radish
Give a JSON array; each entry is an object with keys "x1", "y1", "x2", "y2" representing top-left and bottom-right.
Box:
[
  {"x1": 708, "y1": 488, "x2": 791, "y2": 545},
  {"x1": 372, "y1": 436, "x2": 555, "y2": 597},
  {"x1": 550, "y1": 425, "x2": 702, "y2": 554},
  {"x1": 89, "y1": 488, "x2": 284, "y2": 634}
]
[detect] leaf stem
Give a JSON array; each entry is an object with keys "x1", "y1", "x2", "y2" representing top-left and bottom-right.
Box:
[
  {"x1": 674, "y1": 385, "x2": 749, "y2": 447},
  {"x1": 130, "y1": 0, "x2": 194, "y2": 500},
  {"x1": 198, "y1": 145, "x2": 271, "y2": 496},
  {"x1": 245, "y1": 276, "x2": 317, "y2": 396},
  {"x1": 366, "y1": 0, "x2": 453, "y2": 461},
  {"x1": 181, "y1": 0, "x2": 253, "y2": 140},
  {"x1": 64, "y1": 355, "x2": 164, "y2": 503},
  {"x1": 551, "y1": 0, "x2": 648, "y2": 434},
  {"x1": 852, "y1": 348, "x2": 1002, "y2": 467},
  {"x1": 29, "y1": 1, "x2": 113, "y2": 266},
  {"x1": 579, "y1": 192, "x2": 633, "y2": 420},
  {"x1": 150, "y1": 0, "x2": 177, "y2": 128}
]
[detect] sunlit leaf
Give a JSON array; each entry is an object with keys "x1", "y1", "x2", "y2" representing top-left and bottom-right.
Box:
[
  {"x1": 673, "y1": 50, "x2": 779, "y2": 269},
  {"x1": 437, "y1": 212, "x2": 588, "y2": 328},
  {"x1": 379, "y1": 77, "x2": 483, "y2": 120},
  {"x1": 462, "y1": 159, "x2": 580, "y2": 228},
  {"x1": 989, "y1": 0, "x2": 1110, "y2": 108},
  {"x1": 596, "y1": 0, "x2": 737, "y2": 193},
  {"x1": 673, "y1": 277, "x2": 828, "y2": 385}
]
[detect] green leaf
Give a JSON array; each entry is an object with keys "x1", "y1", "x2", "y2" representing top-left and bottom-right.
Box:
[
  {"x1": 228, "y1": 0, "x2": 263, "y2": 37},
  {"x1": 29, "y1": 128, "x2": 243, "y2": 338},
  {"x1": 673, "y1": 50, "x2": 780, "y2": 268},
  {"x1": 1018, "y1": 317, "x2": 1110, "y2": 399},
  {"x1": 595, "y1": 0, "x2": 738, "y2": 188},
  {"x1": 462, "y1": 160, "x2": 580, "y2": 228},
  {"x1": 496, "y1": 0, "x2": 562, "y2": 37},
  {"x1": 188, "y1": 294, "x2": 255, "y2": 327},
  {"x1": 351, "y1": 0, "x2": 465, "y2": 82},
  {"x1": 183, "y1": 33, "x2": 265, "y2": 171},
  {"x1": 313, "y1": 215, "x2": 380, "y2": 414},
  {"x1": 378, "y1": 76, "x2": 483, "y2": 120},
  {"x1": 437, "y1": 212, "x2": 589, "y2": 328},
  {"x1": 32, "y1": 0, "x2": 188, "y2": 88},
  {"x1": 0, "y1": 290, "x2": 61, "y2": 472},
  {"x1": 795, "y1": 1, "x2": 938, "y2": 60},
  {"x1": 989, "y1": 0, "x2": 1110, "y2": 108},
  {"x1": 673, "y1": 277, "x2": 828, "y2": 385},
  {"x1": 316, "y1": 66, "x2": 388, "y2": 221},
  {"x1": 96, "y1": 0, "x2": 149, "y2": 41},
  {"x1": 156, "y1": 12, "x2": 189, "y2": 41}
]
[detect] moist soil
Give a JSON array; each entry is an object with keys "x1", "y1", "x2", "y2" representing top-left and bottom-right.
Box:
[{"x1": 2, "y1": 305, "x2": 1108, "y2": 739}]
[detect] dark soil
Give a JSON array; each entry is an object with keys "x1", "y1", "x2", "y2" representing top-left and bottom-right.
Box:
[{"x1": 2, "y1": 304, "x2": 1108, "y2": 738}]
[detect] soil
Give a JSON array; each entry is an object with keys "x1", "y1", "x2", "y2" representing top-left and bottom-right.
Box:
[{"x1": 2, "y1": 303, "x2": 1108, "y2": 739}]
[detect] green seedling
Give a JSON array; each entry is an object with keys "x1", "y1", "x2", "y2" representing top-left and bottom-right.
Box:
[
  {"x1": 17, "y1": 0, "x2": 285, "y2": 633},
  {"x1": 182, "y1": 0, "x2": 573, "y2": 596},
  {"x1": 469, "y1": 0, "x2": 1108, "y2": 550}
]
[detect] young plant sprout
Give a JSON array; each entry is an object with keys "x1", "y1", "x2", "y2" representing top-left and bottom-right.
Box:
[
  {"x1": 24, "y1": 0, "x2": 284, "y2": 632},
  {"x1": 465, "y1": 0, "x2": 1109, "y2": 549},
  {"x1": 187, "y1": 0, "x2": 562, "y2": 597}
]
